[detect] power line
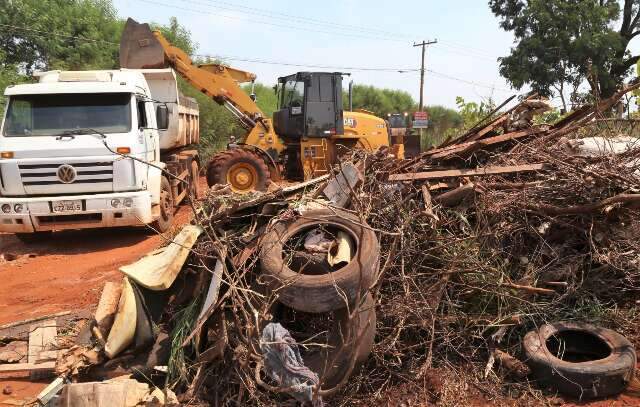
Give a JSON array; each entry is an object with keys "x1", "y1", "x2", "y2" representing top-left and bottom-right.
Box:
[
  {"x1": 196, "y1": 0, "x2": 505, "y2": 61},
  {"x1": 198, "y1": 52, "x2": 515, "y2": 92},
  {"x1": 194, "y1": 53, "x2": 420, "y2": 72},
  {"x1": 194, "y1": 0, "x2": 409, "y2": 40},
  {"x1": 0, "y1": 23, "x2": 514, "y2": 93},
  {"x1": 139, "y1": 0, "x2": 409, "y2": 42},
  {"x1": 177, "y1": 0, "x2": 503, "y2": 61}
]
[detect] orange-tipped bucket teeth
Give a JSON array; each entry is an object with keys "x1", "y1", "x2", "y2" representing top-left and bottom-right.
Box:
[{"x1": 119, "y1": 18, "x2": 167, "y2": 69}]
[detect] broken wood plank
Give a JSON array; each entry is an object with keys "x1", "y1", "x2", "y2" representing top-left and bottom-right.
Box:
[
  {"x1": 0, "y1": 361, "x2": 56, "y2": 376},
  {"x1": 35, "y1": 350, "x2": 59, "y2": 364},
  {"x1": 0, "y1": 311, "x2": 70, "y2": 331},
  {"x1": 467, "y1": 115, "x2": 508, "y2": 142},
  {"x1": 94, "y1": 281, "x2": 122, "y2": 339},
  {"x1": 322, "y1": 162, "x2": 363, "y2": 207},
  {"x1": 434, "y1": 183, "x2": 477, "y2": 207},
  {"x1": 420, "y1": 185, "x2": 438, "y2": 221},
  {"x1": 389, "y1": 164, "x2": 547, "y2": 182},
  {"x1": 28, "y1": 320, "x2": 57, "y2": 364},
  {"x1": 37, "y1": 376, "x2": 66, "y2": 406},
  {"x1": 501, "y1": 282, "x2": 556, "y2": 295}
]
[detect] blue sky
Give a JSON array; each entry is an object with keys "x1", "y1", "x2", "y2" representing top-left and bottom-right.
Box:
[{"x1": 111, "y1": 0, "x2": 526, "y2": 108}]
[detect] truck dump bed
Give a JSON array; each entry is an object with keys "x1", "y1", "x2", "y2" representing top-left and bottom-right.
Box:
[{"x1": 141, "y1": 69, "x2": 199, "y2": 150}]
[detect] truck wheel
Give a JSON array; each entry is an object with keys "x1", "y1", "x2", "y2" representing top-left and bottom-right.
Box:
[
  {"x1": 189, "y1": 160, "x2": 201, "y2": 201},
  {"x1": 151, "y1": 176, "x2": 174, "y2": 233},
  {"x1": 206, "y1": 149, "x2": 270, "y2": 193}
]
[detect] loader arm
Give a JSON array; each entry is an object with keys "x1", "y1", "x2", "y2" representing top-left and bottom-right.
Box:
[{"x1": 120, "y1": 18, "x2": 267, "y2": 131}]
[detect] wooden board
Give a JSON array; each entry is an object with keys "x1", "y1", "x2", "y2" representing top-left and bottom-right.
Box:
[
  {"x1": 28, "y1": 319, "x2": 57, "y2": 364},
  {"x1": 388, "y1": 164, "x2": 546, "y2": 182},
  {"x1": 0, "y1": 361, "x2": 56, "y2": 376}
]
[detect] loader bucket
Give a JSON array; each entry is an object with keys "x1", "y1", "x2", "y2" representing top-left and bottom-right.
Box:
[{"x1": 119, "y1": 18, "x2": 167, "y2": 69}]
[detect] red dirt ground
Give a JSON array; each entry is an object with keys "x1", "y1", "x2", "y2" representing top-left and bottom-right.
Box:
[{"x1": 0, "y1": 179, "x2": 203, "y2": 404}]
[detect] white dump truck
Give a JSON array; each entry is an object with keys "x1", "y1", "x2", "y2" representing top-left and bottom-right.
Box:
[{"x1": 0, "y1": 69, "x2": 200, "y2": 240}]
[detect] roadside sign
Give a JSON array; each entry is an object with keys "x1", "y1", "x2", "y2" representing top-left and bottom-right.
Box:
[
  {"x1": 412, "y1": 119, "x2": 430, "y2": 129},
  {"x1": 413, "y1": 111, "x2": 428, "y2": 120}
]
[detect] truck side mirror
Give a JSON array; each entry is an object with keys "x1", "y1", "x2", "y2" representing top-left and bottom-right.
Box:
[{"x1": 156, "y1": 105, "x2": 169, "y2": 130}]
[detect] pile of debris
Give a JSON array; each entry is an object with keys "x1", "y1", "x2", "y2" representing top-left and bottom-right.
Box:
[{"x1": 6, "y1": 82, "x2": 640, "y2": 406}]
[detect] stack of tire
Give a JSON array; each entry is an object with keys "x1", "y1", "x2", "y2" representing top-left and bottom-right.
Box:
[{"x1": 259, "y1": 208, "x2": 380, "y2": 392}]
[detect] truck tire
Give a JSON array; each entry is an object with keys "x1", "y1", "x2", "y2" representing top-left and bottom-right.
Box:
[
  {"x1": 259, "y1": 208, "x2": 380, "y2": 313},
  {"x1": 151, "y1": 176, "x2": 174, "y2": 233},
  {"x1": 206, "y1": 149, "x2": 270, "y2": 193},
  {"x1": 523, "y1": 322, "x2": 636, "y2": 399},
  {"x1": 188, "y1": 159, "x2": 201, "y2": 202}
]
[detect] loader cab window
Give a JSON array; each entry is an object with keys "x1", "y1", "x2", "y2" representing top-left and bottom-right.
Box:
[
  {"x1": 272, "y1": 72, "x2": 344, "y2": 139},
  {"x1": 281, "y1": 79, "x2": 305, "y2": 114}
]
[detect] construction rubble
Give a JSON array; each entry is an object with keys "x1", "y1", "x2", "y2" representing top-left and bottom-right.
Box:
[{"x1": 3, "y1": 83, "x2": 640, "y2": 406}]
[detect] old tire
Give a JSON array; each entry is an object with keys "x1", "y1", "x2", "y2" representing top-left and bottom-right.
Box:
[
  {"x1": 523, "y1": 322, "x2": 636, "y2": 399},
  {"x1": 151, "y1": 176, "x2": 174, "y2": 233},
  {"x1": 275, "y1": 294, "x2": 376, "y2": 391},
  {"x1": 206, "y1": 149, "x2": 270, "y2": 193},
  {"x1": 259, "y1": 208, "x2": 380, "y2": 313}
]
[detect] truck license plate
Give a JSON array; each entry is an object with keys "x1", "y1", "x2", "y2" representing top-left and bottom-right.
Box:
[{"x1": 51, "y1": 200, "x2": 82, "y2": 213}]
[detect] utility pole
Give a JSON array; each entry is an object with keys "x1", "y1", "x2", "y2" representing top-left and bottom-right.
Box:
[{"x1": 413, "y1": 40, "x2": 437, "y2": 112}]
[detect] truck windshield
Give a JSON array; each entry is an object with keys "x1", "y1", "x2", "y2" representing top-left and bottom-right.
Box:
[{"x1": 2, "y1": 93, "x2": 132, "y2": 137}]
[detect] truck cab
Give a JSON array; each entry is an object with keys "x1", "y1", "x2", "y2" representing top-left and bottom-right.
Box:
[{"x1": 0, "y1": 69, "x2": 198, "y2": 237}]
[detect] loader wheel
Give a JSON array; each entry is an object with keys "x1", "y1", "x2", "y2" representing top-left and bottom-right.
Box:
[
  {"x1": 151, "y1": 176, "x2": 174, "y2": 233},
  {"x1": 206, "y1": 149, "x2": 270, "y2": 193}
]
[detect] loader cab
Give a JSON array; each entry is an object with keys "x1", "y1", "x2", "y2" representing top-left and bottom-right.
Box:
[{"x1": 273, "y1": 72, "x2": 344, "y2": 139}]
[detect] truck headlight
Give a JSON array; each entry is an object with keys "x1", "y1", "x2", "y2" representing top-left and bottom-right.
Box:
[
  {"x1": 1, "y1": 204, "x2": 11, "y2": 213},
  {"x1": 110, "y1": 199, "x2": 121, "y2": 208},
  {"x1": 123, "y1": 198, "x2": 133, "y2": 208},
  {"x1": 13, "y1": 204, "x2": 23, "y2": 213}
]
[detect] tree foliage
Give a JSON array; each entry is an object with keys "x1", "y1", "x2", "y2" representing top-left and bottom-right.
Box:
[
  {"x1": 345, "y1": 84, "x2": 416, "y2": 117},
  {"x1": 490, "y1": 0, "x2": 640, "y2": 104},
  {"x1": 0, "y1": 0, "x2": 122, "y2": 73},
  {"x1": 151, "y1": 17, "x2": 197, "y2": 57}
]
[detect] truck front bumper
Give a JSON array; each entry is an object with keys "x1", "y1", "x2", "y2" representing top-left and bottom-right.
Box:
[{"x1": 0, "y1": 191, "x2": 153, "y2": 233}]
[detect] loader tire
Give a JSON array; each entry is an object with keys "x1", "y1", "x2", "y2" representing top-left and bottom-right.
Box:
[
  {"x1": 259, "y1": 208, "x2": 380, "y2": 313},
  {"x1": 523, "y1": 322, "x2": 636, "y2": 400},
  {"x1": 206, "y1": 149, "x2": 270, "y2": 193}
]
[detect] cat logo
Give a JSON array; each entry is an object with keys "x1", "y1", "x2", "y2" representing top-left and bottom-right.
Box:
[{"x1": 344, "y1": 117, "x2": 357, "y2": 128}]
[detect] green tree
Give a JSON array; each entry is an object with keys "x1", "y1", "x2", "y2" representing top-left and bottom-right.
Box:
[
  {"x1": 0, "y1": 0, "x2": 121, "y2": 73},
  {"x1": 423, "y1": 105, "x2": 464, "y2": 146},
  {"x1": 490, "y1": 0, "x2": 640, "y2": 104},
  {"x1": 345, "y1": 84, "x2": 416, "y2": 117},
  {"x1": 243, "y1": 83, "x2": 278, "y2": 117},
  {"x1": 151, "y1": 17, "x2": 197, "y2": 56}
]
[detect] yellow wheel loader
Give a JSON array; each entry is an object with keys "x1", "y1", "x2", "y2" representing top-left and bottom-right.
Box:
[{"x1": 120, "y1": 18, "x2": 401, "y2": 193}]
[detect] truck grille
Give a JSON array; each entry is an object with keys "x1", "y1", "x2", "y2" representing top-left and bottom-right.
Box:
[{"x1": 18, "y1": 161, "x2": 113, "y2": 186}]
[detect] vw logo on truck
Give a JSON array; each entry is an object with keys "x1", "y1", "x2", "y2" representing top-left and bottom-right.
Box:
[{"x1": 57, "y1": 164, "x2": 77, "y2": 184}]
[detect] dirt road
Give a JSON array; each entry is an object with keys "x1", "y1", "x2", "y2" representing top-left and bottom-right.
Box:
[{"x1": 0, "y1": 186, "x2": 199, "y2": 326}]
